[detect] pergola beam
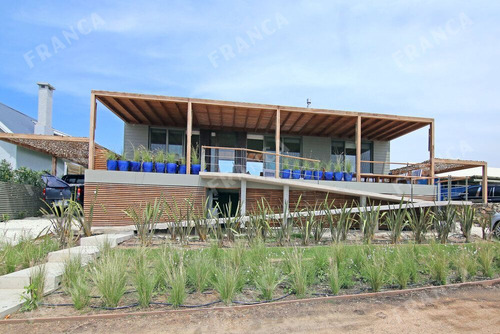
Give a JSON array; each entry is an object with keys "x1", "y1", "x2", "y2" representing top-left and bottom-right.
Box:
[
  {"x1": 275, "y1": 107, "x2": 281, "y2": 178},
  {"x1": 88, "y1": 92, "x2": 97, "y2": 170}
]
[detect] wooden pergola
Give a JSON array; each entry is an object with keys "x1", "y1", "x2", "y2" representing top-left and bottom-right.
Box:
[
  {"x1": 88, "y1": 90, "x2": 435, "y2": 182},
  {"x1": 0, "y1": 133, "x2": 109, "y2": 174},
  {"x1": 391, "y1": 158, "x2": 489, "y2": 203}
]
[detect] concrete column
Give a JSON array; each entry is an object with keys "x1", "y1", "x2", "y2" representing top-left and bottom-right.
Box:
[
  {"x1": 240, "y1": 179, "x2": 247, "y2": 216},
  {"x1": 360, "y1": 195, "x2": 367, "y2": 207},
  {"x1": 283, "y1": 185, "x2": 289, "y2": 225}
]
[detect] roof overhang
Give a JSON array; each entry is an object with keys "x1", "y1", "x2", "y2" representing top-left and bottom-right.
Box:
[
  {"x1": 93, "y1": 90, "x2": 433, "y2": 141},
  {"x1": 0, "y1": 133, "x2": 109, "y2": 168}
]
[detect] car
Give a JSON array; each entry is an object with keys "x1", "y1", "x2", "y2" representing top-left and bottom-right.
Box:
[
  {"x1": 457, "y1": 185, "x2": 500, "y2": 203},
  {"x1": 62, "y1": 174, "x2": 85, "y2": 205},
  {"x1": 41, "y1": 174, "x2": 72, "y2": 207},
  {"x1": 492, "y1": 212, "x2": 500, "y2": 239}
]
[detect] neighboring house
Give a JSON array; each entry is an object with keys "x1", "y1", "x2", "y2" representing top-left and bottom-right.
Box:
[{"x1": 0, "y1": 83, "x2": 69, "y2": 176}]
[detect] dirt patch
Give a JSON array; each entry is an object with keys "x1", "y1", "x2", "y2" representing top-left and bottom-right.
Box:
[{"x1": 3, "y1": 284, "x2": 499, "y2": 333}]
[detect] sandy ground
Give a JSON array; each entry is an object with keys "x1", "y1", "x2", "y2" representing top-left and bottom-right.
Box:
[{"x1": 2, "y1": 284, "x2": 499, "y2": 334}]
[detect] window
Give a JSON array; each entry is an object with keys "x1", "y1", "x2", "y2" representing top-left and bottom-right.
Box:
[
  {"x1": 150, "y1": 129, "x2": 167, "y2": 151},
  {"x1": 149, "y1": 128, "x2": 185, "y2": 157},
  {"x1": 331, "y1": 140, "x2": 373, "y2": 173},
  {"x1": 168, "y1": 130, "x2": 184, "y2": 157},
  {"x1": 282, "y1": 137, "x2": 301, "y2": 157}
]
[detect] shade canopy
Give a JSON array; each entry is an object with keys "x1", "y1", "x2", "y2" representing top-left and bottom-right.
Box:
[{"x1": 94, "y1": 91, "x2": 433, "y2": 141}]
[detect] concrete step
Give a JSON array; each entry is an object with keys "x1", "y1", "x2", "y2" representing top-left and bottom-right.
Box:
[
  {"x1": 80, "y1": 232, "x2": 134, "y2": 248},
  {"x1": 0, "y1": 289, "x2": 26, "y2": 318},
  {"x1": 47, "y1": 246, "x2": 100, "y2": 264},
  {"x1": 0, "y1": 262, "x2": 64, "y2": 291}
]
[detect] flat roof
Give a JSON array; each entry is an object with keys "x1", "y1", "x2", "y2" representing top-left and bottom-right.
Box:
[{"x1": 93, "y1": 90, "x2": 433, "y2": 141}]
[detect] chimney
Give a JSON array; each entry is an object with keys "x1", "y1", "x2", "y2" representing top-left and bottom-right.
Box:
[{"x1": 34, "y1": 82, "x2": 55, "y2": 135}]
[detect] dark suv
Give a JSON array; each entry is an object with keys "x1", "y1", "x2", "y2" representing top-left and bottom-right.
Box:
[
  {"x1": 458, "y1": 185, "x2": 500, "y2": 203},
  {"x1": 41, "y1": 174, "x2": 72, "y2": 206},
  {"x1": 62, "y1": 174, "x2": 85, "y2": 205}
]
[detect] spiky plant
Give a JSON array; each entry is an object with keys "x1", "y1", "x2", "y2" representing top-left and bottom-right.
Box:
[
  {"x1": 434, "y1": 204, "x2": 457, "y2": 244},
  {"x1": 427, "y1": 243, "x2": 449, "y2": 285},
  {"x1": 62, "y1": 255, "x2": 83, "y2": 291},
  {"x1": 124, "y1": 197, "x2": 164, "y2": 246},
  {"x1": 458, "y1": 205, "x2": 475, "y2": 243},
  {"x1": 359, "y1": 203, "x2": 385, "y2": 244},
  {"x1": 407, "y1": 206, "x2": 434, "y2": 244},
  {"x1": 212, "y1": 259, "x2": 242, "y2": 305},
  {"x1": 385, "y1": 199, "x2": 409, "y2": 244},
  {"x1": 477, "y1": 243, "x2": 495, "y2": 278},
  {"x1": 69, "y1": 275, "x2": 90, "y2": 310}
]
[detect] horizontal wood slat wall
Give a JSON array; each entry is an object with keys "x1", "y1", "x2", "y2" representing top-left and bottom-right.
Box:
[
  {"x1": 246, "y1": 189, "x2": 361, "y2": 212},
  {"x1": 94, "y1": 147, "x2": 108, "y2": 170},
  {"x1": 84, "y1": 183, "x2": 205, "y2": 226}
]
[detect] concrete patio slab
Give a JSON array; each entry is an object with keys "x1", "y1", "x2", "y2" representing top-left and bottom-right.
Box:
[{"x1": 47, "y1": 246, "x2": 100, "y2": 264}]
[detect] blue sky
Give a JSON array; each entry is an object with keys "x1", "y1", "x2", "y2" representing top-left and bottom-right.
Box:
[{"x1": 1, "y1": 1, "x2": 499, "y2": 166}]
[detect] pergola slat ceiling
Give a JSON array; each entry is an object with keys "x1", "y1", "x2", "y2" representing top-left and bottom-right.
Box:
[{"x1": 94, "y1": 91, "x2": 432, "y2": 141}]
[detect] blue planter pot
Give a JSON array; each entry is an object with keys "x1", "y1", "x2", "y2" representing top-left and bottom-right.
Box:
[
  {"x1": 143, "y1": 162, "x2": 154, "y2": 173},
  {"x1": 106, "y1": 160, "x2": 118, "y2": 171},
  {"x1": 117, "y1": 160, "x2": 130, "y2": 171},
  {"x1": 191, "y1": 164, "x2": 201, "y2": 175},
  {"x1": 313, "y1": 171, "x2": 323, "y2": 180},
  {"x1": 324, "y1": 171, "x2": 334, "y2": 181},
  {"x1": 292, "y1": 169, "x2": 301, "y2": 179},
  {"x1": 178, "y1": 165, "x2": 187, "y2": 174},
  {"x1": 130, "y1": 161, "x2": 141, "y2": 172},
  {"x1": 343, "y1": 172, "x2": 353, "y2": 181},
  {"x1": 304, "y1": 170, "x2": 312, "y2": 180},
  {"x1": 334, "y1": 172, "x2": 343, "y2": 181},
  {"x1": 166, "y1": 162, "x2": 177, "y2": 174},
  {"x1": 281, "y1": 169, "x2": 291, "y2": 179},
  {"x1": 155, "y1": 162, "x2": 166, "y2": 173}
]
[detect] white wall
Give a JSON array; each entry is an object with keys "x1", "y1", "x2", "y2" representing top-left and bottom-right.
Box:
[
  {"x1": 16, "y1": 146, "x2": 53, "y2": 173},
  {"x1": 0, "y1": 141, "x2": 17, "y2": 168}
]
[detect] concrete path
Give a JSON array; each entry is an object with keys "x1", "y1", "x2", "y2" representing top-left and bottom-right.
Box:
[
  {"x1": 0, "y1": 232, "x2": 133, "y2": 318},
  {"x1": 0, "y1": 217, "x2": 53, "y2": 246}
]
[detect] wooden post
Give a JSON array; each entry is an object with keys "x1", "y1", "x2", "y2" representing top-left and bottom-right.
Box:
[
  {"x1": 186, "y1": 100, "x2": 192, "y2": 175},
  {"x1": 482, "y1": 163, "x2": 488, "y2": 204},
  {"x1": 275, "y1": 107, "x2": 281, "y2": 178},
  {"x1": 88, "y1": 92, "x2": 97, "y2": 170},
  {"x1": 356, "y1": 116, "x2": 361, "y2": 182},
  {"x1": 429, "y1": 121, "x2": 435, "y2": 185},
  {"x1": 51, "y1": 156, "x2": 57, "y2": 176}
]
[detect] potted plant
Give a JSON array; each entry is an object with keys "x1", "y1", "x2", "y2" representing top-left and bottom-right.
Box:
[
  {"x1": 130, "y1": 148, "x2": 142, "y2": 172},
  {"x1": 106, "y1": 151, "x2": 118, "y2": 171},
  {"x1": 324, "y1": 160, "x2": 334, "y2": 181},
  {"x1": 313, "y1": 160, "x2": 323, "y2": 180},
  {"x1": 303, "y1": 160, "x2": 312, "y2": 180},
  {"x1": 117, "y1": 152, "x2": 130, "y2": 171},
  {"x1": 142, "y1": 149, "x2": 154, "y2": 172},
  {"x1": 154, "y1": 151, "x2": 166, "y2": 173},
  {"x1": 191, "y1": 146, "x2": 201, "y2": 175},
  {"x1": 281, "y1": 158, "x2": 291, "y2": 179},
  {"x1": 344, "y1": 158, "x2": 353, "y2": 181},
  {"x1": 334, "y1": 155, "x2": 344, "y2": 181},
  {"x1": 292, "y1": 159, "x2": 301, "y2": 179},
  {"x1": 178, "y1": 157, "x2": 187, "y2": 174},
  {"x1": 166, "y1": 152, "x2": 177, "y2": 174}
]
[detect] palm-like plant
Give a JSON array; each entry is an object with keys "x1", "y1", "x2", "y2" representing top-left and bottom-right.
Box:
[
  {"x1": 385, "y1": 199, "x2": 409, "y2": 244},
  {"x1": 458, "y1": 205, "x2": 475, "y2": 243}
]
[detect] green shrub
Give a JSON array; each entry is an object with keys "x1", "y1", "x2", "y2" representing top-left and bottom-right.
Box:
[
  {"x1": 132, "y1": 249, "x2": 156, "y2": 308},
  {"x1": 428, "y1": 244, "x2": 449, "y2": 285},
  {"x1": 285, "y1": 248, "x2": 312, "y2": 298},
  {"x1": 21, "y1": 265, "x2": 46, "y2": 311},
  {"x1": 186, "y1": 250, "x2": 212, "y2": 293},
  {"x1": 62, "y1": 255, "x2": 83, "y2": 291},
  {"x1": 477, "y1": 243, "x2": 495, "y2": 278},
  {"x1": 212, "y1": 259, "x2": 242, "y2": 305},
  {"x1": 69, "y1": 275, "x2": 90, "y2": 310},
  {"x1": 362, "y1": 252, "x2": 386, "y2": 292}
]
